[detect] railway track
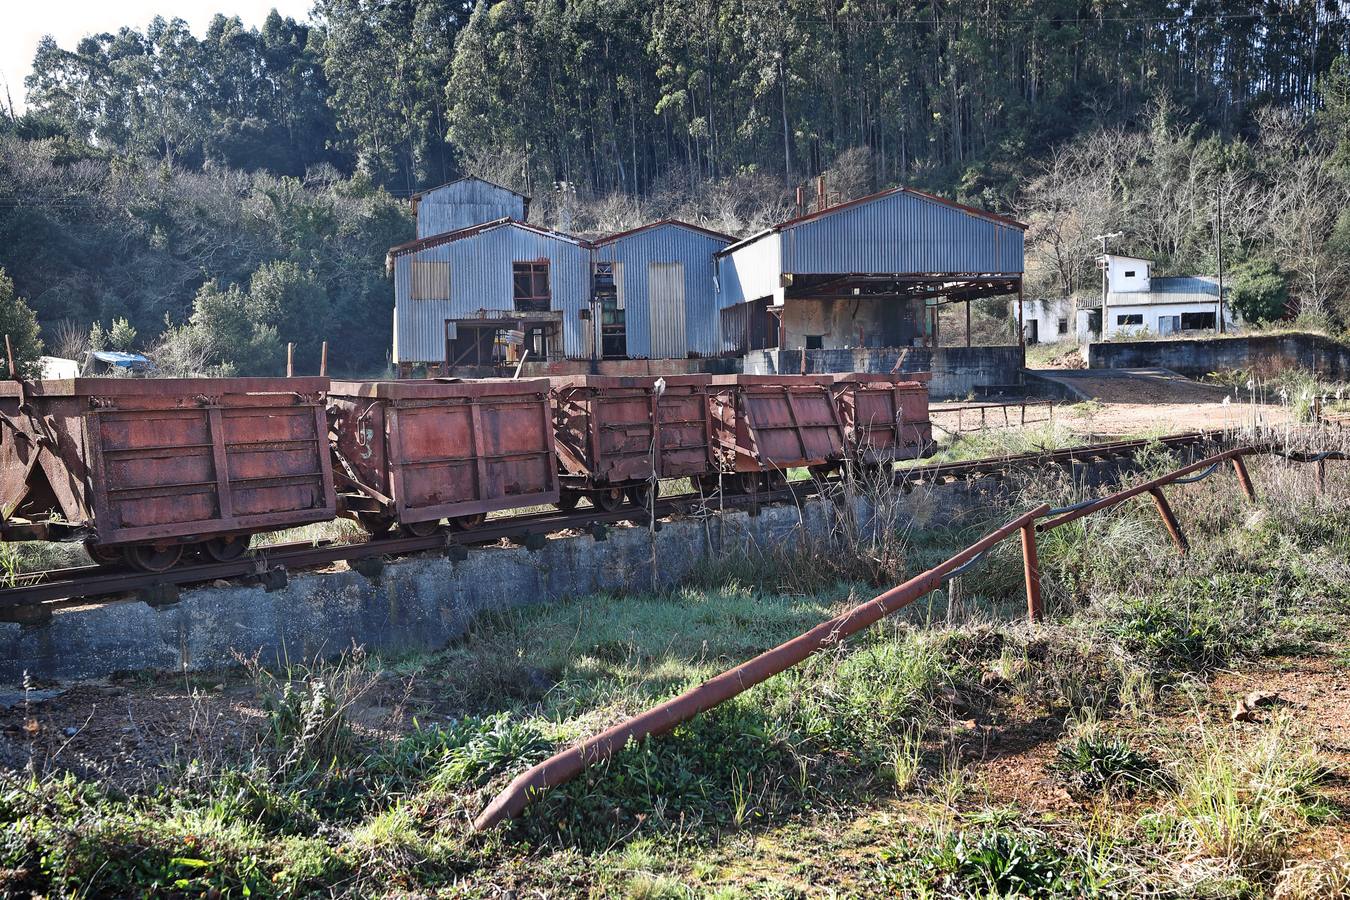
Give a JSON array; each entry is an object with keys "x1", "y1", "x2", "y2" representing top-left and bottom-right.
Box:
[{"x1": 0, "y1": 430, "x2": 1217, "y2": 622}]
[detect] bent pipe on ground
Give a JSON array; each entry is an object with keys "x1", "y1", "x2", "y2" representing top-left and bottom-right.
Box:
[{"x1": 472, "y1": 503, "x2": 1051, "y2": 832}]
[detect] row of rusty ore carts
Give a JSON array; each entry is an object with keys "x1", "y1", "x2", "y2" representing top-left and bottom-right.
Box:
[{"x1": 0, "y1": 373, "x2": 932, "y2": 572}]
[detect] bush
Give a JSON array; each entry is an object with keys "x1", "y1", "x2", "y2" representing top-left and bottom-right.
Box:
[
  {"x1": 0, "y1": 268, "x2": 43, "y2": 377},
  {"x1": 1228, "y1": 257, "x2": 1289, "y2": 324}
]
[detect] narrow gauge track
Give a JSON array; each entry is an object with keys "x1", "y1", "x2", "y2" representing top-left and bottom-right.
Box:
[{"x1": 0, "y1": 431, "x2": 1216, "y2": 621}]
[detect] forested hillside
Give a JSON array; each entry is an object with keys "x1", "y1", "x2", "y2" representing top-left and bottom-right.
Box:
[{"x1": 1, "y1": 1, "x2": 1349, "y2": 375}]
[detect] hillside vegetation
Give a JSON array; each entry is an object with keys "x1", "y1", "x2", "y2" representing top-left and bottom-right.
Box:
[{"x1": 0, "y1": 2, "x2": 1349, "y2": 374}]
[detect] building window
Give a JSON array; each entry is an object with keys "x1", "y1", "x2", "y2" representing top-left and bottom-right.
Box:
[
  {"x1": 805, "y1": 335, "x2": 824, "y2": 350},
  {"x1": 1123, "y1": 270, "x2": 1136, "y2": 278},
  {"x1": 512, "y1": 261, "x2": 550, "y2": 312},
  {"x1": 1116, "y1": 314, "x2": 1143, "y2": 326},
  {"x1": 410, "y1": 261, "x2": 449, "y2": 301},
  {"x1": 1057, "y1": 317, "x2": 1069, "y2": 334},
  {"x1": 1181, "y1": 311, "x2": 1217, "y2": 331}
]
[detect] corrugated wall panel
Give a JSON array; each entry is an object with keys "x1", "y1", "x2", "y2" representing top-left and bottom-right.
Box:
[
  {"x1": 779, "y1": 191, "x2": 1024, "y2": 275},
  {"x1": 594, "y1": 224, "x2": 731, "y2": 358},
  {"x1": 415, "y1": 180, "x2": 527, "y2": 238},
  {"x1": 648, "y1": 262, "x2": 686, "y2": 357},
  {"x1": 392, "y1": 223, "x2": 590, "y2": 363},
  {"x1": 717, "y1": 233, "x2": 782, "y2": 307}
]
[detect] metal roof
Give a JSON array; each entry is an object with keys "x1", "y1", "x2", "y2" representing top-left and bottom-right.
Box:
[
  {"x1": 593, "y1": 219, "x2": 735, "y2": 246},
  {"x1": 717, "y1": 185, "x2": 1026, "y2": 257},
  {"x1": 387, "y1": 218, "x2": 587, "y2": 269}
]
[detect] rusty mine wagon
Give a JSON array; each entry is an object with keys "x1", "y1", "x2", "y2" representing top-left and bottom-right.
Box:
[
  {"x1": 548, "y1": 375, "x2": 713, "y2": 512},
  {"x1": 328, "y1": 379, "x2": 559, "y2": 536},
  {"x1": 0, "y1": 377, "x2": 335, "y2": 571}
]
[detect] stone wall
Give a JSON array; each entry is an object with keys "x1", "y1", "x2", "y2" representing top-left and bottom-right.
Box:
[
  {"x1": 742, "y1": 346, "x2": 1024, "y2": 399},
  {"x1": 1087, "y1": 332, "x2": 1350, "y2": 379}
]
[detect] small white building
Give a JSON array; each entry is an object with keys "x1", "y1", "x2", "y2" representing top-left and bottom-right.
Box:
[
  {"x1": 1016, "y1": 297, "x2": 1077, "y2": 344},
  {"x1": 1098, "y1": 254, "x2": 1235, "y2": 338}
]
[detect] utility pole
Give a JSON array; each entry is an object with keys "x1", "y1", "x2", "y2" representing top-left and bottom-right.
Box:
[
  {"x1": 1093, "y1": 232, "x2": 1124, "y2": 339},
  {"x1": 1215, "y1": 187, "x2": 1226, "y2": 334}
]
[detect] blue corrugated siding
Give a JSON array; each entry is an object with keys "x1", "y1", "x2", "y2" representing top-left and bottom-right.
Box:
[
  {"x1": 594, "y1": 225, "x2": 730, "y2": 358},
  {"x1": 393, "y1": 224, "x2": 590, "y2": 363},
  {"x1": 780, "y1": 191, "x2": 1023, "y2": 275},
  {"x1": 416, "y1": 180, "x2": 526, "y2": 238}
]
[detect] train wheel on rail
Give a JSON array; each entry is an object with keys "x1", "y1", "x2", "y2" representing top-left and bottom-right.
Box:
[
  {"x1": 450, "y1": 513, "x2": 486, "y2": 531},
  {"x1": 625, "y1": 480, "x2": 659, "y2": 511},
  {"x1": 84, "y1": 540, "x2": 122, "y2": 567},
  {"x1": 202, "y1": 534, "x2": 251, "y2": 562},
  {"x1": 728, "y1": 472, "x2": 760, "y2": 494},
  {"x1": 555, "y1": 489, "x2": 582, "y2": 511},
  {"x1": 696, "y1": 474, "x2": 722, "y2": 496},
  {"x1": 123, "y1": 543, "x2": 184, "y2": 573},
  {"x1": 763, "y1": 469, "x2": 789, "y2": 493},
  {"x1": 402, "y1": 519, "x2": 442, "y2": 538},
  {"x1": 592, "y1": 486, "x2": 626, "y2": 512}
]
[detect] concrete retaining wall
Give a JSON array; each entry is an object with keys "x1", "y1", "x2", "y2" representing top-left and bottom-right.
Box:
[
  {"x1": 742, "y1": 346, "x2": 1024, "y2": 399},
  {"x1": 1087, "y1": 332, "x2": 1350, "y2": 379}
]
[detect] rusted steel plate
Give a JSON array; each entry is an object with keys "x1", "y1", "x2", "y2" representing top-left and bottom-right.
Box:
[
  {"x1": 709, "y1": 374, "x2": 845, "y2": 472},
  {"x1": 329, "y1": 379, "x2": 558, "y2": 525},
  {"x1": 0, "y1": 378, "x2": 335, "y2": 546},
  {"x1": 830, "y1": 373, "x2": 933, "y2": 464},
  {"x1": 550, "y1": 375, "x2": 713, "y2": 487}
]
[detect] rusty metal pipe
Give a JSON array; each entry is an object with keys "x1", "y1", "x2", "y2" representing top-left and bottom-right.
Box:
[
  {"x1": 1232, "y1": 456, "x2": 1257, "y2": 502},
  {"x1": 1147, "y1": 486, "x2": 1188, "y2": 554},
  {"x1": 472, "y1": 503, "x2": 1051, "y2": 832},
  {"x1": 1021, "y1": 522, "x2": 1042, "y2": 622},
  {"x1": 1037, "y1": 447, "x2": 1250, "y2": 533}
]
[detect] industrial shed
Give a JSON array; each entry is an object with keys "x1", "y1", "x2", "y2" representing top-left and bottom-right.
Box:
[
  {"x1": 387, "y1": 218, "x2": 590, "y2": 374},
  {"x1": 716, "y1": 187, "x2": 1026, "y2": 355},
  {"x1": 410, "y1": 177, "x2": 529, "y2": 239},
  {"x1": 591, "y1": 221, "x2": 733, "y2": 359}
]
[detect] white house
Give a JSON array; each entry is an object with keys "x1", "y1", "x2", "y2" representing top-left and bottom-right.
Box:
[
  {"x1": 1015, "y1": 297, "x2": 1077, "y2": 344},
  {"x1": 1097, "y1": 254, "x2": 1235, "y2": 338}
]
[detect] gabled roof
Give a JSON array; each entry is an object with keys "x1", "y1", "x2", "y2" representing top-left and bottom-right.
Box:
[
  {"x1": 717, "y1": 185, "x2": 1027, "y2": 256},
  {"x1": 411, "y1": 175, "x2": 531, "y2": 203},
  {"x1": 386, "y1": 218, "x2": 588, "y2": 268},
  {"x1": 593, "y1": 219, "x2": 735, "y2": 246}
]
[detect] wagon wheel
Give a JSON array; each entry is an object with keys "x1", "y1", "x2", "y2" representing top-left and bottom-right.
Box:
[
  {"x1": 763, "y1": 469, "x2": 789, "y2": 493},
  {"x1": 401, "y1": 519, "x2": 442, "y2": 538},
  {"x1": 730, "y1": 472, "x2": 761, "y2": 495},
  {"x1": 202, "y1": 534, "x2": 251, "y2": 562},
  {"x1": 625, "y1": 481, "x2": 659, "y2": 511},
  {"x1": 591, "y1": 486, "x2": 626, "y2": 513},
  {"x1": 123, "y1": 543, "x2": 184, "y2": 573},
  {"x1": 696, "y1": 474, "x2": 724, "y2": 496},
  {"x1": 555, "y1": 489, "x2": 583, "y2": 511},
  {"x1": 357, "y1": 513, "x2": 395, "y2": 538},
  {"x1": 450, "y1": 513, "x2": 487, "y2": 531},
  {"x1": 84, "y1": 540, "x2": 122, "y2": 567}
]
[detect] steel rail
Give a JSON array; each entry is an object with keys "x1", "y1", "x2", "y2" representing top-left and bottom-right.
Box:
[{"x1": 472, "y1": 503, "x2": 1051, "y2": 832}]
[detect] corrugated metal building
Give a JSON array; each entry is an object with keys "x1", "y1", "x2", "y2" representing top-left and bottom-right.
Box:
[
  {"x1": 388, "y1": 219, "x2": 590, "y2": 370},
  {"x1": 591, "y1": 221, "x2": 733, "y2": 359},
  {"x1": 388, "y1": 178, "x2": 1026, "y2": 371},
  {"x1": 411, "y1": 177, "x2": 529, "y2": 239},
  {"x1": 717, "y1": 187, "x2": 1026, "y2": 352}
]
